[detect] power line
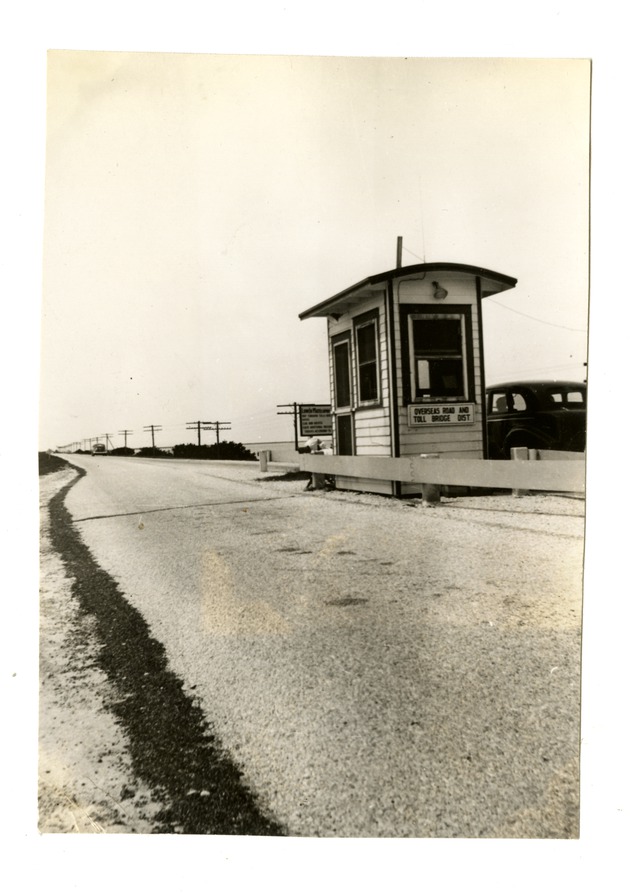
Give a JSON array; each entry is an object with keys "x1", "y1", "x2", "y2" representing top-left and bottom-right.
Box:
[
  {"x1": 485, "y1": 298, "x2": 587, "y2": 333},
  {"x1": 489, "y1": 361, "x2": 587, "y2": 381},
  {"x1": 402, "y1": 244, "x2": 426, "y2": 262},
  {"x1": 210, "y1": 421, "x2": 232, "y2": 445},
  {"x1": 186, "y1": 420, "x2": 214, "y2": 447},
  {"x1": 202, "y1": 421, "x2": 232, "y2": 457}
]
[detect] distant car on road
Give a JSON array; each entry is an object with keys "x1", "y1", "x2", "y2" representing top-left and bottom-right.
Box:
[
  {"x1": 91, "y1": 443, "x2": 108, "y2": 456},
  {"x1": 486, "y1": 380, "x2": 586, "y2": 459}
]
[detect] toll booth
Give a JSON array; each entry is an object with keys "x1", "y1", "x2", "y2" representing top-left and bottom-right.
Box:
[{"x1": 299, "y1": 259, "x2": 517, "y2": 495}]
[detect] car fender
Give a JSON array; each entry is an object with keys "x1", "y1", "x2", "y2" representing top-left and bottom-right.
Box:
[{"x1": 503, "y1": 425, "x2": 552, "y2": 455}]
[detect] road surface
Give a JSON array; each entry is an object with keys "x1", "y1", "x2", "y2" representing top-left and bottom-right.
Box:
[{"x1": 60, "y1": 455, "x2": 584, "y2": 837}]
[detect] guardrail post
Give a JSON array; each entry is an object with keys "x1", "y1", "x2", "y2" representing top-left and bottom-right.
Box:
[
  {"x1": 420, "y1": 453, "x2": 441, "y2": 506},
  {"x1": 511, "y1": 446, "x2": 530, "y2": 497}
]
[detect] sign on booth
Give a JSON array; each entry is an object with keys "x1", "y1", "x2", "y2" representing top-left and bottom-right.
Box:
[{"x1": 408, "y1": 404, "x2": 475, "y2": 426}]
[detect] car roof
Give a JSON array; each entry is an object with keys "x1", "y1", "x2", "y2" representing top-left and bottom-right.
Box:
[{"x1": 486, "y1": 380, "x2": 586, "y2": 392}]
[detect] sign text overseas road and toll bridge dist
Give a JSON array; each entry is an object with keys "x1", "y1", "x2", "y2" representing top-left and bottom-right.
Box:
[{"x1": 408, "y1": 404, "x2": 475, "y2": 426}]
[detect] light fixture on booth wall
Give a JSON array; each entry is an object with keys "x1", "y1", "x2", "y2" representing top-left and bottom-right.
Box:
[{"x1": 432, "y1": 281, "x2": 448, "y2": 300}]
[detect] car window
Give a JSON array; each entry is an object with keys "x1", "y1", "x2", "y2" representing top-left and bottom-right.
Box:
[
  {"x1": 490, "y1": 393, "x2": 508, "y2": 413},
  {"x1": 546, "y1": 388, "x2": 585, "y2": 407},
  {"x1": 511, "y1": 392, "x2": 527, "y2": 412}
]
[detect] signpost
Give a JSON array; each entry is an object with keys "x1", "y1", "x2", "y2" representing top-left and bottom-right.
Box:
[{"x1": 278, "y1": 403, "x2": 332, "y2": 449}]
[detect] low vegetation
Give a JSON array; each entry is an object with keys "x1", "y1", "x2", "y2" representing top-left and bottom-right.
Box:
[
  {"x1": 39, "y1": 452, "x2": 70, "y2": 476},
  {"x1": 134, "y1": 447, "x2": 173, "y2": 458},
  {"x1": 172, "y1": 441, "x2": 257, "y2": 461},
  {"x1": 40, "y1": 441, "x2": 258, "y2": 466}
]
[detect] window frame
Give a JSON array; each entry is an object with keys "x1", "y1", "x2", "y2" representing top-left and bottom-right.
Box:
[
  {"x1": 331, "y1": 330, "x2": 353, "y2": 411},
  {"x1": 353, "y1": 309, "x2": 381, "y2": 408},
  {"x1": 400, "y1": 305, "x2": 474, "y2": 405}
]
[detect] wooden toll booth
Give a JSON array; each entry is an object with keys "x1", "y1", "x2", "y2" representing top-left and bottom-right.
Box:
[{"x1": 299, "y1": 257, "x2": 517, "y2": 495}]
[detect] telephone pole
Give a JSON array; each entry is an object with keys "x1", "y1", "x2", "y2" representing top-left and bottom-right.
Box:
[
  {"x1": 186, "y1": 420, "x2": 213, "y2": 447},
  {"x1": 143, "y1": 424, "x2": 162, "y2": 453},
  {"x1": 277, "y1": 402, "x2": 299, "y2": 450},
  {"x1": 101, "y1": 433, "x2": 114, "y2": 450},
  {"x1": 119, "y1": 429, "x2": 133, "y2": 449},
  {"x1": 205, "y1": 421, "x2": 231, "y2": 458},
  {"x1": 211, "y1": 421, "x2": 231, "y2": 445}
]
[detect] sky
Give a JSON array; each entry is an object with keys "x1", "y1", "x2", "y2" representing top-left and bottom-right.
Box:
[{"x1": 40, "y1": 53, "x2": 590, "y2": 451}]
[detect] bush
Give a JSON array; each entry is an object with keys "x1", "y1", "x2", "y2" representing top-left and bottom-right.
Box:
[
  {"x1": 172, "y1": 441, "x2": 257, "y2": 461},
  {"x1": 135, "y1": 447, "x2": 173, "y2": 458},
  {"x1": 109, "y1": 447, "x2": 135, "y2": 456}
]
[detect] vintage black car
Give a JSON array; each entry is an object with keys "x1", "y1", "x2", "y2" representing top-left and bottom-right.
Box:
[
  {"x1": 91, "y1": 442, "x2": 108, "y2": 456},
  {"x1": 486, "y1": 380, "x2": 586, "y2": 459}
]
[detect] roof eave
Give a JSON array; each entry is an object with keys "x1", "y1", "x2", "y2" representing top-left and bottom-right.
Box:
[{"x1": 299, "y1": 262, "x2": 517, "y2": 320}]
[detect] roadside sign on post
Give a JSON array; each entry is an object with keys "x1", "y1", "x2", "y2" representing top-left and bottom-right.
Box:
[{"x1": 299, "y1": 404, "x2": 332, "y2": 438}]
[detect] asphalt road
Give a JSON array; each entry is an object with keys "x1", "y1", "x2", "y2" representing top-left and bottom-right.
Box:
[{"x1": 62, "y1": 455, "x2": 584, "y2": 837}]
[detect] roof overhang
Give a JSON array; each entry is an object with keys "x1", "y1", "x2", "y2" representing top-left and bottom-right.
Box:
[{"x1": 299, "y1": 262, "x2": 517, "y2": 320}]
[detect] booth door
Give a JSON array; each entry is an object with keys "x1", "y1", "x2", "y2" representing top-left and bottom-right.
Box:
[
  {"x1": 333, "y1": 336, "x2": 354, "y2": 455},
  {"x1": 336, "y1": 414, "x2": 353, "y2": 455}
]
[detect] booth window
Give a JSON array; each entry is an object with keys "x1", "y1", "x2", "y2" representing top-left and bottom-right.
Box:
[
  {"x1": 401, "y1": 308, "x2": 473, "y2": 404},
  {"x1": 354, "y1": 311, "x2": 380, "y2": 405}
]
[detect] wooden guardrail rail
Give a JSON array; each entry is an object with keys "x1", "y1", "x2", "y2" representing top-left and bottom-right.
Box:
[{"x1": 298, "y1": 452, "x2": 585, "y2": 494}]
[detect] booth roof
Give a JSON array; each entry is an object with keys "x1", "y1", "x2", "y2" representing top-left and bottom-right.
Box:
[{"x1": 298, "y1": 262, "x2": 517, "y2": 320}]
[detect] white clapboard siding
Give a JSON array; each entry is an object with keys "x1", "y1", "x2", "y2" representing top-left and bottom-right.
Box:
[{"x1": 399, "y1": 439, "x2": 484, "y2": 456}]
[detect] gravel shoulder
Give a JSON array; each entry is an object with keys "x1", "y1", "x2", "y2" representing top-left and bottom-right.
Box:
[{"x1": 39, "y1": 468, "x2": 166, "y2": 832}]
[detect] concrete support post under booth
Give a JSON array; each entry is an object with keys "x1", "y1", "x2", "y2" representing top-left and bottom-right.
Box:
[
  {"x1": 420, "y1": 453, "x2": 441, "y2": 506},
  {"x1": 310, "y1": 471, "x2": 327, "y2": 489},
  {"x1": 259, "y1": 450, "x2": 270, "y2": 472}
]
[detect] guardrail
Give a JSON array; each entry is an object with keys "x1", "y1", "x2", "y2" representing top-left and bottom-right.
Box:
[{"x1": 298, "y1": 451, "x2": 585, "y2": 494}]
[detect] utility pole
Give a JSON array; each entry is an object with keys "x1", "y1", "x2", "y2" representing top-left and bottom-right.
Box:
[
  {"x1": 277, "y1": 402, "x2": 299, "y2": 451},
  {"x1": 101, "y1": 433, "x2": 114, "y2": 451},
  {"x1": 211, "y1": 421, "x2": 231, "y2": 445},
  {"x1": 204, "y1": 421, "x2": 231, "y2": 458},
  {"x1": 119, "y1": 429, "x2": 133, "y2": 449},
  {"x1": 143, "y1": 424, "x2": 162, "y2": 453},
  {"x1": 186, "y1": 420, "x2": 213, "y2": 447}
]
